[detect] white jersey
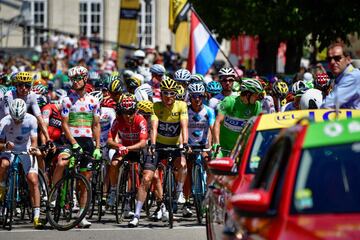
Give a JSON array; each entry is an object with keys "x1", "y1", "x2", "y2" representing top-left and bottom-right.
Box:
[
  {"x1": 0, "y1": 113, "x2": 38, "y2": 151},
  {"x1": 99, "y1": 107, "x2": 116, "y2": 147},
  {"x1": 4, "y1": 90, "x2": 41, "y2": 117},
  {"x1": 208, "y1": 92, "x2": 237, "y2": 111},
  {"x1": 261, "y1": 95, "x2": 276, "y2": 114}
]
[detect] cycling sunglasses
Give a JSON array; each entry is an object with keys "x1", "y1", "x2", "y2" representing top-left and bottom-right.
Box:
[
  {"x1": 220, "y1": 78, "x2": 235, "y2": 83},
  {"x1": 327, "y1": 55, "x2": 344, "y2": 63},
  {"x1": 17, "y1": 83, "x2": 32, "y2": 88},
  {"x1": 70, "y1": 76, "x2": 86, "y2": 82},
  {"x1": 121, "y1": 109, "x2": 136, "y2": 115},
  {"x1": 161, "y1": 91, "x2": 177, "y2": 97},
  {"x1": 190, "y1": 93, "x2": 204, "y2": 99}
]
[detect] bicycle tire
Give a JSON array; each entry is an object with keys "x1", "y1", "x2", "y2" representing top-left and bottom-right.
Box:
[
  {"x1": 165, "y1": 167, "x2": 174, "y2": 229},
  {"x1": 97, "y1": 165, "x2": 105, "y2": 222},
  {"x1": 47, "y1": 174, "x2": 91, "y2": 231},
  {"x1": 115, "y1": 165, "x2": 127, "y2": 224},
  {"x1": 193, "y1": 164, "x2": 205, "y2": 224},
  {"x1": 2, "y1": 173, "x2": 16, "y2": 230},
  {"x1": 38, "y1": 169, "x2": 49, "y2": 225}
]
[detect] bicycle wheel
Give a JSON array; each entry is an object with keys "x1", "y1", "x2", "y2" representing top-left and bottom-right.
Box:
[
  {"x1": 193, "y1": 164, "x2": 205, "y2": 224},
  {"x1": 88, "y1": 171, "x2": 98, "y2": 219},
  {"x1": 115, "y1": 165, "x2": 129, "y2": 224},
  {"x1": 47, "y1": 174, "x2": 91, "y2": 231},
  {"x1": 164, "y1": 167, "x2": 174, "y2": 228},
  {"x1": 97, "y1": 165, "x2": 105, "y2": 222},
  {"x1": 2, "y1": 173, "x2": 16, "y2": 230},
  {"x1": 38, "y1": 169, "x2": 49, "y2": 225}
]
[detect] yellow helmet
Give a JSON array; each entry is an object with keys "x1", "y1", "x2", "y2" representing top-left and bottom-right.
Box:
[
  {"x1": 160, "y1": 76, "x2": 177, "y2": 91},
  {"x1": 108, "y1": 79, "x2": 123, "y2": 93},
  {"x1": 125, "y1": 75, "x2": 141, "y2": 90},
  {"x1": 137, "y1": 100, "x2": 154, "y2": 115},
  {"x1": 16, "y1": 72, "x2": 33, "y2": 83},
  {"x1": 176, "y1": 84, "x2": 186, "y2": 100}
]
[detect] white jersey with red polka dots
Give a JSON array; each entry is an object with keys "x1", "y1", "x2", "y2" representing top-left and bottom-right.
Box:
[
  {"x1": 61, "y1": 91, "x2": 100, "y2": 138},
  {"x1": 99, "y1": 107, "x2": 116, "y2": 147}
]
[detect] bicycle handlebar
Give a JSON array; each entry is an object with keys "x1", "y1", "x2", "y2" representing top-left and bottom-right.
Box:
[{"x1": 2, "y1": 150, "x2": 29, "y2": 155}]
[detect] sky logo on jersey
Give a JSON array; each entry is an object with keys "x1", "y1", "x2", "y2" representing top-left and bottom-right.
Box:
[
  {"x1": 158, "y1": 121, "x2": 180, "y2": 137},
  {"x1": 223, "y1": 116, "x2": 246, "y2": 132}
]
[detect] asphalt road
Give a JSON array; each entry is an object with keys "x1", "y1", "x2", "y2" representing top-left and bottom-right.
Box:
[{"x1": 0, "y1": 206, "x2": 207, "y2": 240}]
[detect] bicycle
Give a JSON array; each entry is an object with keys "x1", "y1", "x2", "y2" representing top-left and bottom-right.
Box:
[
  {"x1": 187, "y1": 148, "x2": 211, "y2": 224},
  {"x1": 154, "y1": 146, "x2": 184, "y2": 229},
  {"x1": 1, "y1": 150, "x2": 48, "y2": 230},
  {"x1": 115, "y1": 151, "x2": 142, "y2": 224},
  {"x1": 46, "y1": 150, "x2": 92, "y2": 231},
  {"x1": 88, "y1": 148, "x2": 107, "y2": 222}
]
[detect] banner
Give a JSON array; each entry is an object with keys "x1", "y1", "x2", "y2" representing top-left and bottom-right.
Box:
[
  {"x1": 175, "y1": 21, "x2": 189, "y2": 56},
  {"x1": 169, "y1": 0, "x2": 190, "y2": 33},
  {"x1": 118, "y1": 0, "x2": 140, "y2": 45}
]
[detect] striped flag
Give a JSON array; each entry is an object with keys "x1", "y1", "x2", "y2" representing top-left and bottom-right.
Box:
[{"x1": 187, "y1": 10, "x2": 219, "y2": 75}]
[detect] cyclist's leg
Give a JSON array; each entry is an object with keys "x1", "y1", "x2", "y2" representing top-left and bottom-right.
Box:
[
  {"x1": 0, "y1": 153, "x2": 12, "y2": 201},
  {"x1": 174, "y1": 151, "x2": 187, "y2": 201},
  {"x1": 51, "y1": 152, "x2": 70, "y2": 186}
]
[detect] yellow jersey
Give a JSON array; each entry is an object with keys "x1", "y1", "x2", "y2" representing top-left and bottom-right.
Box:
[{"x1": 151, "y1": 100, "x2": 188, "y2": 145}]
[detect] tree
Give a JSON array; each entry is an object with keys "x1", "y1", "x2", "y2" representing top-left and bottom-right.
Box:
[{"x1": 190, "y1": 0, "x2": 360, "y2": 75}]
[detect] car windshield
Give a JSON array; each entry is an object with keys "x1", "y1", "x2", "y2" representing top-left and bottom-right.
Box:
[
  {"x1": 291, "y1": 142, "x2": 360, "y2": 215},
  {"x1": 245, "y1": 129, "x2": 279, "y2": 174}
]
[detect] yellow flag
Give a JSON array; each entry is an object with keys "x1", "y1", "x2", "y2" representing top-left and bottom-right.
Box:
[
  {"x1": 169, "y1": 0, "x2": 190, "y2": 33},
  {"x1": 175, "y1": 21, "x2": 189, "y2": 55},
  {"x1": 118, "y1": 0, "x2": 140, "y2": 45}
]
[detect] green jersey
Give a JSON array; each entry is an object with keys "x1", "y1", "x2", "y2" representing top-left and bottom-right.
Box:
[{"x1": 218, "y1": 95, "x2": 261, "y2": 152}]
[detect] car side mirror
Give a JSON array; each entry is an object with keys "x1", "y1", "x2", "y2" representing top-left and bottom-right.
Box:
[
  {"x1": 208, "y1": 157, "x2": 238, "y2": 176},
  {"x1": 230, "y1": 189, "x2": 270, "y2": 213}
]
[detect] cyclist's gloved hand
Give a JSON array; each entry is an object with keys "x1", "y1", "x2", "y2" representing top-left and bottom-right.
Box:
[
  {"x1": 4, "y1": 141, "x2": 14, "y2": 150},
  {"x1": 92, "y1": 148, "x2": 102, "y2": 160},
  {"x1": 148, "y1": 144, "x2": 156, "y2": 155},
  {"x1": 72, "y1": 143, "x2": 83, "y2": 154},
  {"x1": 118, "y1": 144, "x2": 128, "y2": 156},
  {"x1": 211, "y1": 144, "x2": 221, "y2": 158},
  {"x1": 183, "y1": 143, "x2": 191, "y2": 153},
  {"x1": 46, "y1": 140, "x2": 55, "y2": 150}
]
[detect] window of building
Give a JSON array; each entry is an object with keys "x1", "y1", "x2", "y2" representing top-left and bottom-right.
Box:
[
  {"x1": 138, "y1": 0, "x2": 155, "y2": 48},
  {"x1": 23, "y1": 0, "x2": 48, "y2": 47},
  {"x1": 79, "y1": 0, "x2": 103, "y2": 38}
]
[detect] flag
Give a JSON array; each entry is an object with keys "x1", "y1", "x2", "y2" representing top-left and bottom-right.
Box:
[
  {"x1": 175, "y1": 21, "x2": 189, "y2": 56},
  {"x1": 169, "y1": 0, "x2": 190, "y2": 33},
  {"x1": 187, "y1": 10, "x2": 219, "y2": 75},
  {"x1": 118, "y1": 0, "x2": 140, "y2": 45}
]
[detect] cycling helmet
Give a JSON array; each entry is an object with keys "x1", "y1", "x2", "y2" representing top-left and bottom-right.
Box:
[
  {"x1": 240, "y1": 79, "x2": 263, "y2": 93},
  {"x1": 117, "y1": 93, "x2": 137, "y2": 113},
  {"x1": 123, "y1": 69, "x2": 134, "y2": 79},
  {"x1": 125, "y1": 75, "x2": 142, "y2": 90},
  {"x1": 188, "y1": 82, "x2": 205, "y2": 95},
  {"x1": 272, "y1": 80, "x2": 289, "y2": 98},
  {"x1": 174, "y1": 69, "x2": 191, "y2": 82},
  {"x1": 37, "y1": 95, "x2": 48, "y2": 108},
  {"x1": 89, "y1": 71, "x2": 100, "y2": 81},
  {"x1": 55, "y1": 89, "x2": 67, "y2": 99},
  {"x1": 68, "y1": 66, "x2": 88, "y2": 81},
  {"x1": 9, "y1": 98, "x2": 27, "y2": 121},
  {"x1": 315, "y1": 73, "x2": 331, "y2": 90},
  {"x1": 89, "y1": 91, "x2": 104, "y2": 104},
  {"x1": 134, "y1": 84, "x2": 153, "y2": 101},
  {"x1": 176, "y1": 85, "x2": 186, "y2": 100},
  {"x1": 41, "y1": 70, "x2": 50, "y2": 79},
  {"x1": 190, "y1": 74, "x2": 204, "y2": 82},
  {"x1": 300, "y1": 89, "x2": 323, "y2": 110},
  {"x1": 31, "y1": 84, "x2": 48, "y2": 95},
  {"x1": 33, "y1": 78, "x2": 47, "y2": 86},
  {"x1": 291, "y1": 80, "x2": 308, "y2": 96},
  {"x1": 101, "y1": 97, "x2": 116, "y2": 109},
  {"x1": 150, "y1": 64, "x2": 166, "y2": 76},
  {"x1": 218, "y1": 67, "x2": 236, "y2": 79},
  {"x1": 108, "y1": 78, "x2": 123, "y2": 93},
  {"x1": 303, "y1": 72, "x2": 314, "y2": 82},
  {"x1": 16, "y1": 72, "x2": 33, "y2": 83},
  {"x1": 160, "y1": 77, "x2": 177, "y2": 91},
  {"x1": 133, "y1": 49, "x2": 146, "y2": 59},
  {"x1": 137, "y1": 100, "x2": 154, "y2": 115},
  {"x1": 206, "y1": 81, "x2": 223, "y2": 94}
]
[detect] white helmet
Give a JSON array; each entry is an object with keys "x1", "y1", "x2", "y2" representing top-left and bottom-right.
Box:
[
  {"x1": 134, "y1": 84, "x2": 153, "y2": 101},
  {"x1": 300, "y1": 89, "x2": 323, "y2": 110},
  {"x1": 68, "y1": 66, "x2": 88, "y2": 81},
  {"x1": 133, "y1": 50, "x2": 145, "y2": 59},
  {"x1": 9, "y1": 98, "x2": 27, "y2": 121}
]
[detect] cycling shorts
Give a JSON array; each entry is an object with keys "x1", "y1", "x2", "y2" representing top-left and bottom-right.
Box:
[
  {"x1": 0, "y1": 153, "x2": 38, "y2": 175},
  {"x1": 74, "y1": 137, "x2": 95, "y2": 172},
  {"x1": 143, "y1": 143, "x2": 181, "y2": 171}
]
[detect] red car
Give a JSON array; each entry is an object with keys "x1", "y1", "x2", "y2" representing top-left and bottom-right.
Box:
[{"x1": 231, "y1": 117, "x2": 360, "y2": 239}]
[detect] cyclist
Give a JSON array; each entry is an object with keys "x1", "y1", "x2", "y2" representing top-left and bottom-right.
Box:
[
  {"x1": 209, "y1": 68, "x2": 237, "y2": 111},
  {"x1": 125, "y1": 74, "x2": 142, "y2": 94},
  {"x1": 174, "y1": 69, "x2": 191, "y2": 101},
  {"x1": 108, "y1": 75, "x2": 124, "y2": 102},
  {"x1": 282, "y1": 80, "x2": 308, "y2": 112},
  {"x1": 61, "y1": 66, "x2": 102, "y2": 228},
  {"x1": 4, "y1": 71, "x2": 51, "y2": 144},
  {"x1": 213, "y1": 79, "x2": 263, "y2": 157},
  {"x1": 106, "y1": 94, "x2": 148, "y2": 227},
  {"x1": 271, "y1": 79, "x2": 289, "y2": 112},
  {"x1": 0, "y1": 99, "x2": 43, "y2": 228},
  {"x1": 146, "y1": 77, "x2": 190, "y2": 222},
  {"x1": 183, "y1": 82, "x2": 215, "y2": 217},
  {"x1": 205, "y1": 81, "x2": 223, "y2": 104},
  {"x1": 148, "y1": 64, "x2": 166, "y2": 102}
]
